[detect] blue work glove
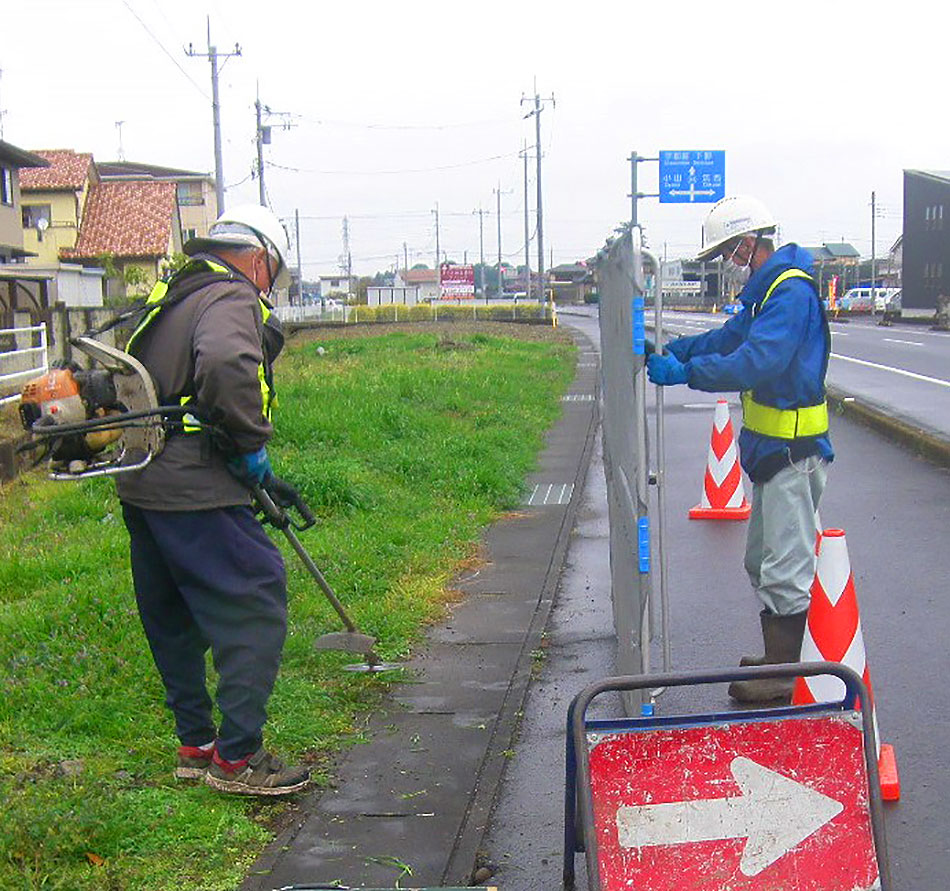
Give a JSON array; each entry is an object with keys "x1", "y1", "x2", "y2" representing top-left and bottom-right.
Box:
[
  {"x1": 227, "y1": 445, "x2": 272, "y2": 486},
  {"x1": 647, "y1": 352, "x2": 689, "y2": 386}
]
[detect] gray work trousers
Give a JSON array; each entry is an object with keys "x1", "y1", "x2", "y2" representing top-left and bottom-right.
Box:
[{"x1": 744, "y1": 455, "x2": 828, "y2": 616}]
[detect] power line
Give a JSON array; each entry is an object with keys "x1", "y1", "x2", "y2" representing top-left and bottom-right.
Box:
[
  {"x1": 265, "y1": 150, "x2": 521, "y2": 177},
  {"x1": 287, "y1": 112, "x2": 522, "y2": 131},
  {"x1": 121, "y1": 0, "x2": 209, "y2": 100}
]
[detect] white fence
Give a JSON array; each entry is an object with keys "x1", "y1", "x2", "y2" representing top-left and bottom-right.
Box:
[{"x1": 0, "y1": 324, "x2": 48, "y2": 407}]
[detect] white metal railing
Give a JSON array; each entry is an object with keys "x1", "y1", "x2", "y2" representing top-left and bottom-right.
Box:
[{"x1": 0, "y1": 324, "x2": 48, "y2": 407}]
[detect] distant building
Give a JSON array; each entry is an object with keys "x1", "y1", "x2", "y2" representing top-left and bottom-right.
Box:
[
  {"x1": 548, "y1": 262, "x2": 594, "y2": 304},
  {"x1": 20, "y1": 149, "x2": 98, "y2": 266},
  {"x1": 801, "y1": 243, "x2": 861, "y2": 300},
  {"x1": 902, "y1": 169, "x2": 950, "y2": 310},
  {"x1": 395, "y1": 268, "x2": 439, "y2": 301},
  {"x1": 0, "y1": 140, "x2": 57, "y2": 324},
  {"x1": 97, "y1": 160, "x2": 217, "y2": 242}
]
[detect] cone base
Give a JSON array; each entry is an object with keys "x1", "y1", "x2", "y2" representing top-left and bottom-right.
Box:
[
  {"x1": 879, "y1": 743, "x2": 900, "y2": 801},
  {"x1": 688, "y1": 501, "x2": 752, "y2": 521}
]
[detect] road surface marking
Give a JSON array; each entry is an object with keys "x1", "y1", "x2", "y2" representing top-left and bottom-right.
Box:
[
  {"x1": 562, "y1": 394, "x2": 595, "y2": 402},
  {"x1": 830, "y1": 330, "x2": 848, "y2": 336},
  {"x1": 882, "y1": 337, "x2": 924, "y2": 346},
  {"x1": 616, "y1": 756, "x2": 843, "y2": 877},
  {"x1": 525, "y1": 483, "x2": 574, "y2": 506},
  {"x1": 832, "y1": 352, "x2": 950, "y2": 388}
]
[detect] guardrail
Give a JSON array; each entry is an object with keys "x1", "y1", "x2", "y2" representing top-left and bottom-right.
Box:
[{"x1": 0, "y1": 324, "x2": 48, "y2": 407}]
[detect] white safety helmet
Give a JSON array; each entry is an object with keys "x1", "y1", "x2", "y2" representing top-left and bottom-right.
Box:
[
  {"x1": 696, "y1": 195, "x2": 777, "y2": 262},
  {"x1": 185, "y1": 203, "x2": 291, "y2": 289}
]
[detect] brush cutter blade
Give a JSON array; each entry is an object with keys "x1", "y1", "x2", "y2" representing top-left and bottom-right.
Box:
[
  {"x1": 341, "y1": 661, "x2": 404, "y2": 673},
  {"x1": 314, "y1": 631, "x2": 378, "y2": 655}
]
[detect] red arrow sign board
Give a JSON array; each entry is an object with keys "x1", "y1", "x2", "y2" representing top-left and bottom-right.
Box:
[{"x1": 588, "y1": 715, "x2": 878, "y2": 890}]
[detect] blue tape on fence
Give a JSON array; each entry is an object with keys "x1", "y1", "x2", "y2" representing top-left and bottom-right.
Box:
[
  {"x1": 638, "y1": 516, "x2": 650, "y2": 573},
  {"x1": 632, "y1": 297, "x2": 646, "y2": 355}
]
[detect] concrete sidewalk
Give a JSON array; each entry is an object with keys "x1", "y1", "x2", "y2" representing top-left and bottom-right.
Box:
[{"x1": 240, "y1": 326, "x2": 600, "y2": 890}]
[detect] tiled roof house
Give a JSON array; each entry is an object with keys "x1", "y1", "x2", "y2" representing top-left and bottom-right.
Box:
[{"x1": 20, "y1": 149, "x2": 98, "y2": 266}]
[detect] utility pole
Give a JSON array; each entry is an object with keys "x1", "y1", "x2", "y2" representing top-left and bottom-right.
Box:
[
  {"x1": 341, "y1": 216, "x2": 352, "y2": 300},
  {"x1": 522, "y1": 84, "x2": 554, "y2": 305},
  {"x1": 870, "y1": 190, "x2": 876, "y2": 302},
  {"x1": 255, "y1": 87, "x2": 267, "y2": 205},
  {"x1": 295, "y1": 208, "x2": 302, "y2": 306},
  {"x1": 521, "y1": 142, "x2": 531, "y2": 300},
  {"x1": 403, "y1": 241, "x2": 408, "y2": 275},
  {"x1": 253, "y1": 86, "x2": 294, "y2": 208},
  {"x1": 433, "y1": 203, "x2": 441, "y2": 295},
  {"x1": 493, "y1": 184, "x2": 512, "y2": 298},
  {"x1": 473, "y1": 207, "x2": 486, "y2": 300},
  {"x1": 187, "y1": 18, "x2": 240, "y2": 215},
  {"x1": 115, "y1": 121, "x2": 126, "y2": 161}
]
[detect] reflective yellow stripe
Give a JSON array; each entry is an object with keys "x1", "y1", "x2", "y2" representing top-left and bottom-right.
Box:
[
  {"x1": 742, "y1": 267, "x2": 827, "y2": 438},
  {"x1": 755, "y1": 268, "x2": 814, "y2": 316},
  {"x1": 741, "y1": 391, "x2": 828, "y2": 438}
]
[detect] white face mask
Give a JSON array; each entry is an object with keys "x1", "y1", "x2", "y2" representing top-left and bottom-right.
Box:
[{"x1": 723, "y1": 237, "x2": 753, "y2": 290}]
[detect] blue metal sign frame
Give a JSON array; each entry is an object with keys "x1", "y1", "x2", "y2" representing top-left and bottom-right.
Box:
[{"x1": 659, "y1": 150, "x2": 725, "y2": 204}]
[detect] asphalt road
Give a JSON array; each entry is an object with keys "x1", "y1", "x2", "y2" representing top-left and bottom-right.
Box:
[
  {"x1": 657, "y1": 310, "x2": 950, "y2": 441},
  {"x1": 483, "y1": 307, "x2": 950, "y2": 890}
]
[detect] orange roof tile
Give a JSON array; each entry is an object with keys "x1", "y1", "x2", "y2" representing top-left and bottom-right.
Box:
[
  {"x1": 62, "y1": 181, "x2": 177, "y2": 260},
  {"x1": 402, "y1": 268, "x2": 438, "y2": 284},
  {"x1": 20, "y1": 149, "x2": 94, "y2": 191}
]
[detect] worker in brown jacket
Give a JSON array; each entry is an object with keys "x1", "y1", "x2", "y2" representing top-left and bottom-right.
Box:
[{"x1": 116, "y1": 204, "x2": 309, "y2": 796}]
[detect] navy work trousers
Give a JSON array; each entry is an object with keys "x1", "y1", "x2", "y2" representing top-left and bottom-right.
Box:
[{"x1": 121, "y1": 503, "x2": 287, "y2": 761}]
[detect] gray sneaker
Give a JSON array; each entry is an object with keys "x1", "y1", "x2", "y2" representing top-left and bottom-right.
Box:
[{"x1": 205, "y1": 747, "x2": 310, "y2": 796}]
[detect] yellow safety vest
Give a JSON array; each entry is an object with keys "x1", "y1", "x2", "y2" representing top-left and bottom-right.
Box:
[
  {"x1": 127, "y1": 259, "x2": 276, "y2": 429},
  {"x1": 741, "y1": 268, "x2": 829, "y2": 439}
]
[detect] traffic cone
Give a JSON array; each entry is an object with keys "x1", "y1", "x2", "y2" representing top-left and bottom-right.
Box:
[
  {"x1": 793, "y1": 529, "x2": 900, "y2": 801},
  {"x1": 688, "y1": 399, "x2": 751, "y2": 520}
]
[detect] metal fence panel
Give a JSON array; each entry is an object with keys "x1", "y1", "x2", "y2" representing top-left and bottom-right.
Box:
[
  {"x1": 0, "y1": 324, "x2": 48, "y2": 407},
  {"x1": 595, "y1": 229, "x2": 651, "y2": 714}
]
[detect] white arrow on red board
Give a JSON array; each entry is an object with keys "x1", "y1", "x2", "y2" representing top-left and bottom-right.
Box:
[{"x1": 616, "y1": 756, "x2": 844, "y2": 876}]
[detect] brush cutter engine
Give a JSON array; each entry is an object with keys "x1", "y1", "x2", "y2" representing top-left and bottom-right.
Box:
[{"x1": 18, "y1": 337, "x2": 165, "y2": 479}]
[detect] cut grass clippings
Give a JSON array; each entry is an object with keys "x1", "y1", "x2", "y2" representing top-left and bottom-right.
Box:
[{"x1": 0, "y1": 324, "x2": 575, "y2": 890}]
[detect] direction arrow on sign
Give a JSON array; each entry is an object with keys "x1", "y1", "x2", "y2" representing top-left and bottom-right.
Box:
[
  {"x1": 587, "y1": 715, "x2": 879, "y2": 890},
  {"x1": 616, "y1": 756, "x2": 844, "y2": 876}
]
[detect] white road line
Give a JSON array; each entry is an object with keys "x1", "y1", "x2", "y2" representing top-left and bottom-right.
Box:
[
  {"x1": 831, "y1": 353, "x2": 950, "y2": 388},
  {"x1": 830, "y1": 330, "x2": 848, "y2": 336},
  {"x1": 525, "y1": 482, "x2": 574, "y2": 506},
  {"x1": 882, "y1": 338, "x2": 924, "y2": 347}
]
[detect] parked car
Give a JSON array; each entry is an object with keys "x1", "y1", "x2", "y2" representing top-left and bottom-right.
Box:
[
  {"x1": 839, "y1": 287, "x2": 900, "y2": 313},
  {"x1": 722, "y1": 300, "x2": 742, "y2": 314}
]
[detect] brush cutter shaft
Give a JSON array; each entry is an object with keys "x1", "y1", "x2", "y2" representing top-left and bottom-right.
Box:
[{"x1": 282, "y1": 525, "x2": 359, "y2": 633}]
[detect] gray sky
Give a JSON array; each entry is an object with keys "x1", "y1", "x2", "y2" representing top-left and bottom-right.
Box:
[{"x1": 3, "y1": 0, "x2": 933, "y2": 277}]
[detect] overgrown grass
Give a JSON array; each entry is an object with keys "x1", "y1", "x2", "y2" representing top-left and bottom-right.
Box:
[{"x1": 0, "y1": 327, "x2": 574, "y2": 890}]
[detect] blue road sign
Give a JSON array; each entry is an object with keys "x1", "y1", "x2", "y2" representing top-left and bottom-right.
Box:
[{"x1": 659, "y1": 151, "x2": 725, "y2": 204}]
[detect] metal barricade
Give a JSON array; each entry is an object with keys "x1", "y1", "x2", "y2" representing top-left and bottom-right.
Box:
[
  {"x1": 0, "y1": 324, "x2": 48, "y2": 407},
  {"x1": 593, "y1": 227, "x2": 669, "y2": 715}
]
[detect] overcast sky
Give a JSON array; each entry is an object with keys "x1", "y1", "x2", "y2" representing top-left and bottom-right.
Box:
[{"x1": 2, "y1": 0, "x2": 937, "y2": 277}]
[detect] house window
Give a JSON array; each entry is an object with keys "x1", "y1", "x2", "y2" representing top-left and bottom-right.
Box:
[
  {"x1": 177, "y1": 181, "x2": 204, "y2": 206},
  {"x1": 22, "y1": 204, "x2": 52, "y2": 229},
  {"x1": 0, "y1": 167, "x2": 12, "y2": 205}
]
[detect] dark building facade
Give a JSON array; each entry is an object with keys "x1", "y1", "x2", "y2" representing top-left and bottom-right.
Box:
[{"x1": 903, "y1": 170, "x2": 950, "y2": 309}]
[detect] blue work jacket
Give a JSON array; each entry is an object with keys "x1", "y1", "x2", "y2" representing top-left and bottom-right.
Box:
[{"x1": 666, "y1": 243, "x2": 834, "y2": 480}]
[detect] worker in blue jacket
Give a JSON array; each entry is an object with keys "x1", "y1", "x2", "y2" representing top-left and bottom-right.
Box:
[{"x1": 648, "y1": 195, "x2": 833, "y2": 703}]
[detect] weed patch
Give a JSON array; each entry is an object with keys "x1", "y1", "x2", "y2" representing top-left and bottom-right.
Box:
[{"x1": 0, "y1": 326, "x2": 573, "y2": 889}]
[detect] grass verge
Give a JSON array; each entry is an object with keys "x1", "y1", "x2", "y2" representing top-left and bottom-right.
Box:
[{"x1": 0, "y1": 324, "x2": 574, "y2": 890}]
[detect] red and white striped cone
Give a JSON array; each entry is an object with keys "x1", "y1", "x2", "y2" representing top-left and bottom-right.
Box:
[
  {"x1": 688, "y1": 399, "x2": 751, "y2": 520},
  {"x1": 793, "y1": 528, "x2": 900, "y2": 800}
]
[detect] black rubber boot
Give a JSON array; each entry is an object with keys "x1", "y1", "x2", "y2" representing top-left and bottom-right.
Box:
[{"x1": 729, "y1": 611, "x2": 808, "y2": 704}]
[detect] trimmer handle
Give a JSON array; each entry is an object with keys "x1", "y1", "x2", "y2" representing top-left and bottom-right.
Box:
[{"x1": 252, "y1": 475, "x2": 317, "y2": 531}]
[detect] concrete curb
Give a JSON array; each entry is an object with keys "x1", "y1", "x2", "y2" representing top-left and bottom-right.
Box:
[{"x1": 826, "y1": 386, "x2": 950, "y2": 469}]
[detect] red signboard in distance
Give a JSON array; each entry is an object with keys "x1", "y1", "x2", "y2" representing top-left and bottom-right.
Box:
[
  {"x1": 588, "y1": 715, "x2": 878, "y2": 890},
  {"x1": 440, "y1": 263, "x2": 475, "y2": 298}
]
